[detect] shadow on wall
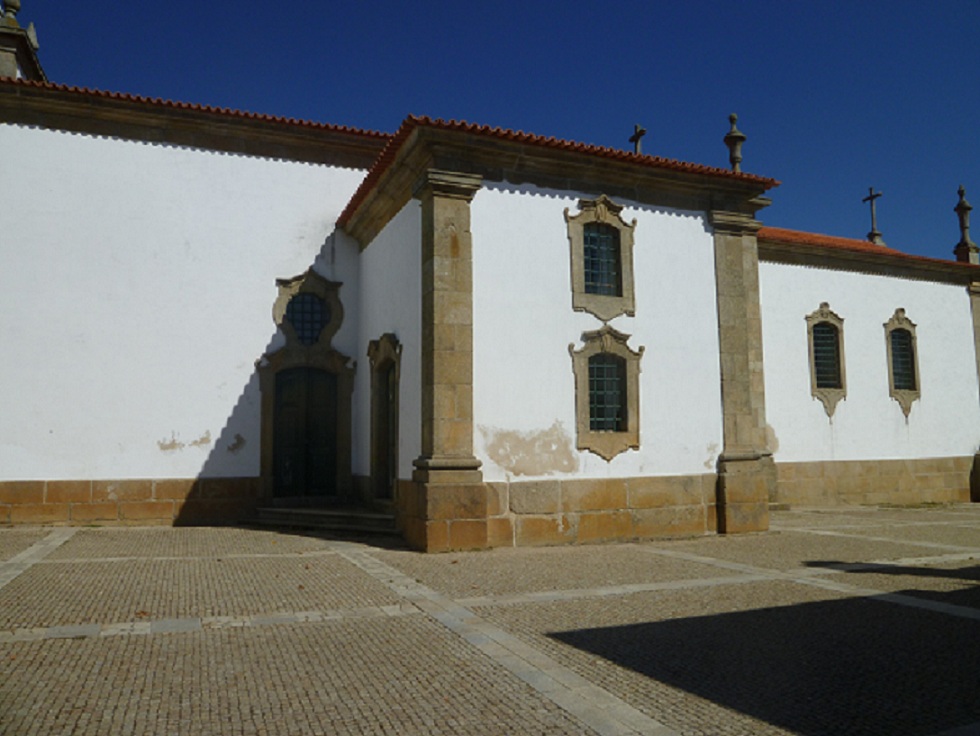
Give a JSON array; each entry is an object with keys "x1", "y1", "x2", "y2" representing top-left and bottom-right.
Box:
[
  {"x1": 173, "y1": 363, "x2": 267, "y2": 526},
  {"x1": 173, "y1": 234, "x2": 341, "y2": 526},
  {"x1": 548, "y1": 563, "x2": 980, "y2": 735}
]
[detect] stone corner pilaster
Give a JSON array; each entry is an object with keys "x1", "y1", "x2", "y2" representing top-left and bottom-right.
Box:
[{"x1": 710, "y1": 206, "x2": 773, "y2": 528}]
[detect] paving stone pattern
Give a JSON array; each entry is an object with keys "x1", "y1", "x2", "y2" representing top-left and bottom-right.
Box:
[
  {"x1": 0, "y1": 529, "x2": 49, "y2": 563},
  {"x1": 1, "y1": 506, "x2": 979, "y2": 735}
]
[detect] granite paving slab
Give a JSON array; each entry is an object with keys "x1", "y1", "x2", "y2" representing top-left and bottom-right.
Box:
[
  {"x1": 46, "y1": 527, "x2": 332, "y2": 560},
  {"x1": 374, "y1": 543, "x2": 731, "y2": 598},
  {"x1": 0, "y1": 616, "x2": 593, "y2": 736},
  {"x1": 0, "y1": 555, "x2": 403, "y2": 628},
  {"x1": 0, "y1": 528, "x2": 50, "y2": 562},
  {"x1": 477, "y1": 580, "x2": 980, "y2": 736}
]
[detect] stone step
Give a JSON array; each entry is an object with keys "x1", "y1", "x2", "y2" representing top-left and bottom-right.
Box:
[{"x1": 252, "y1": 507, "x2": 399, "y2": 536}]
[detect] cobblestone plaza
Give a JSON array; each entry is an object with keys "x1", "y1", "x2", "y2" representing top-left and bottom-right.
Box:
[{"x1": 2, "y1": 506, "x2": 978, "y2": 735}]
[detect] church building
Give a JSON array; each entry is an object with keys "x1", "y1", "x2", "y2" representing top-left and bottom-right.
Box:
[{"x1": 2, "y1": 5, "x2": 979, "y2": 550}]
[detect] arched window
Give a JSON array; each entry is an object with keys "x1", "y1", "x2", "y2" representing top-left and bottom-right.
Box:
[
  {"x1": 565, "y1": 195, "x2": 637, "y2": 321},
  {"x1": 583, "y1": 222, "x2": 622, "y2": 297},
  {"x1": 812, "y1": 322, "x2": 842, "y2": 389},
  {"x1": 569, "y1": 326, "x2": 644, "y2": 460},
  {"x1": 588, "y1": 353, "x2": 626, "y2": 431},
  {"x1": 889, "y1": 329, "x2": 916, "y2": 390},
  {"x1": 884, "y1": 309, "x2": 920, "y2": 417},
  {"x1": 806, "y1": 303, "x2": 846, "y2": 417}
]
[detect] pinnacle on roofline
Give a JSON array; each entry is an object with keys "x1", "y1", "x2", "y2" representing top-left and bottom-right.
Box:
[{"x1": 954, "y1": 185, "x2": 978, "y2": 264}]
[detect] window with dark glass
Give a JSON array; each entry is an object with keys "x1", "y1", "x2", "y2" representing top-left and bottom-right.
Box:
[
  {"x1": 588, "y1": 353, "x2": 626, "y2": 431},
  {"x1": 583, "y1": 222, "x2": 621, "y2": 296},
  {"x1": 889, "y1": 328, "x2": 916, "y2": 390},
  {"x1": 285, "y1": 293, "x2": 330, "y2": 346},
  {"x1": 812, "y1": 322, "x2": 842, "y2": 389}
]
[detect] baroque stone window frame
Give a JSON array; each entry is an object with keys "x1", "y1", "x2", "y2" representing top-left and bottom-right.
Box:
[
  {"x1": 884, "y1": 308, "x2": 920, "y2": 417},
  {"x1": 568, "y1": 325, "x2": 644, "y2": 461},
  {"x1": 806, "y1": 302, "x2": 847, "y2": 418},
  {"x1": 257, "y1": 269, "x2": 354, "y2": 502},
  {"x1": 272, "y1": 269, "x2": 345, "y2": 348},
  {"x1": 565, "y1": 195, "x2": 637, "y2": 322},
  {"x1": 367, "y1": 333, "x2": 402, "y2": 504}
]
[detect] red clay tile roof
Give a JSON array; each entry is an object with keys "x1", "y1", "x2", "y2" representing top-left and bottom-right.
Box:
[
  {"x1": 757, "y1": 226, "x2": 896, "y2": 255},
  {"x1": 338, "y1": 115, "x2": 780, "y2": 227},
  {"x1": 759, "y1": 226, "x2": 978, "y2": 271},
  {"x1": 0, "y1": 77, "x2": 392, "y2": 140}
]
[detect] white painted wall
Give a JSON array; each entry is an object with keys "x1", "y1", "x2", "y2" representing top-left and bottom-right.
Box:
[
  {"x1": 0, "y1": 124, "x2": 366, "y2": 480},
  {"x1": 352, "y1": 202, "x2": 422, "y2": 479},
  {"x1": 471, "y1": 183, "x2": 723, "y2": 482},
  {"x1": 759, "y1": 261, "x2": 980, "y2": 461}
]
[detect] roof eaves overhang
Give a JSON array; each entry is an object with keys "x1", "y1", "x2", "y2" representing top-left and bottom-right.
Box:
[
  {"x1": 0, "y1": 78, "x2": 389, "y2": 168},
  {"x1": 341, "y1": 118, "x2": 780, "y2": 247}
]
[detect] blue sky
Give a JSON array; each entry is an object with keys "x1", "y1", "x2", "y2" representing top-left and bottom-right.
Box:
[{"x1": 15, "y1": 1, "x2": 980, "y2": 260}]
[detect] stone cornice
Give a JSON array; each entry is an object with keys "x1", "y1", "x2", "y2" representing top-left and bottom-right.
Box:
[
  {"x1": 412, "y1": 169, "x2": 483, "y2": 201},
  {"x1": 709, "y1": 210, "x2": 762, "y2": 236},
  {"x1": 758, "y1": 237, "x2": 980, "y2": 285},
  {"x1": 0, "y1": 80, "x2": 387, "y2": 168}
]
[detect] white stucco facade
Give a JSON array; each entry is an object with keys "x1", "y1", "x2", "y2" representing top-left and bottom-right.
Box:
[
  {"x1": 3, "y1": 79, "x2": 979, "y2": 540},
  {"x1": 352, "y1": 201, "x2": 423, "y2": 479},
  {"x1": 759, "y1": 261, "x2": 980, "y2": 462},
  {"x1": 470, "y1": 183, "x2": 724, "y2": 482},
  {"x1": 0, "y1": 124, "x2": 366, "y2": 480}
]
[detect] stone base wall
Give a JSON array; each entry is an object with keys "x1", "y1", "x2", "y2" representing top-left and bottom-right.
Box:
[
  {"x1": 493, "y1": 474, "x2": 717, "y2": 548},
  {"x1": 396, "y1": 474, "x2": 716, "y2": 552},
  {"x1": 396, "y1": 479, "x2": 510, "y2": 552},
  {"x1": 773, "y1": 456, "x2": 975, "y2": 507},
  {"x1": 0, "y1": 478, "x2": 260, "y2": 526}
]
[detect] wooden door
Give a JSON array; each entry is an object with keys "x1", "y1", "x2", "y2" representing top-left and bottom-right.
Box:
[{"x1": 273, "y1": 367, "x2": 338, "y2": 499}]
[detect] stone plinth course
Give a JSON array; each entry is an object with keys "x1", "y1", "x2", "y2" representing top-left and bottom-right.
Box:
[{"x1": 1, "y1": 506, "x2": 979, "y2": 735}]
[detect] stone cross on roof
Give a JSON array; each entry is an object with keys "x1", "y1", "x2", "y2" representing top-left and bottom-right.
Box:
[
  {"x1": 862, "y1": 187, "x2": 885, "y2": 245},
  {"x1": 628, "y1": 124, "x2": 646, "y2": 155}
]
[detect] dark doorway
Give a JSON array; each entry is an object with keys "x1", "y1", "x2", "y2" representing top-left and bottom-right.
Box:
[
  {"x1": 374, "y1": 361, "x2": 397, "y2": 500},
  {"x1": 273, "y1": 367, "x2": 338, "y2": 500}
]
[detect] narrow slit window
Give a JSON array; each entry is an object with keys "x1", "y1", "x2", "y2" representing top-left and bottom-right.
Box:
[
  {"x1": 812, "y1": 322, "x2": 842, "y2": 389},
  {"x1": 588, "y1": 353, "x2": 626, "y2": 431},
  {"x1": 583, "y1": 222, "x2": 621, "y2": 296},
  {"x1": 890, "y1": 328, "x2": 916, "y2": 390}
]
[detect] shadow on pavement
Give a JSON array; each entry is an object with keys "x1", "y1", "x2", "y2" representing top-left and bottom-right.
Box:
[{"x1": 549, "y1": 571, "x2": 980, "y2": 735}]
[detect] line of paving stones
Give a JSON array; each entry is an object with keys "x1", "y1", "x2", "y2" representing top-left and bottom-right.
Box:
[
  {"x1": 454, "y1": 573, "x2": 774, "y2": 608},
  {"x1": 780, "y1": 525, "x2": 980, "y2": 553},
  {"x1": 0, "y1": 602, "x2": 420, "y2": 643},
  {"x1": 638, "y1": 546, "x2": 980, "y2": 622},
  {"x1": 336, "y1": 544, "x2": 677, "y2": 736},
  {"x1": 0, "y1": 527, "x2": 76, "y2": 590}
]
